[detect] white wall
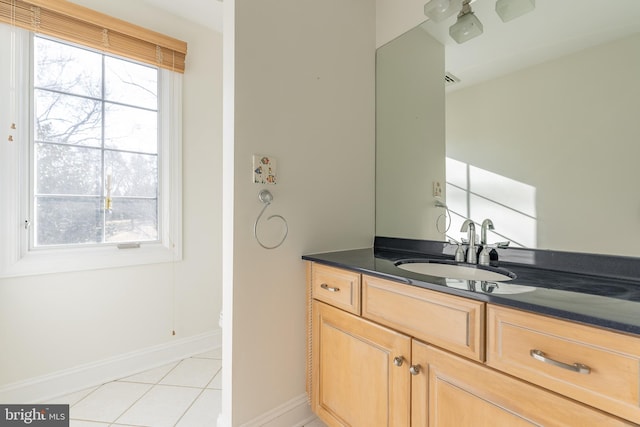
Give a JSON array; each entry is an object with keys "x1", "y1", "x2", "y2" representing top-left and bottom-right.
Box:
[
  {"x1": 225, "y1": 0, "x2": 376, "y2": 424},
  {"x1": 376, "y1": 24, "x2": 445, "y2": 240},
  {"x1": 0, "y1": 0, "x2": 222, "y2": 393},
  {"x1": 447, "y1": 34, "x2": 640, "y2": 256}
]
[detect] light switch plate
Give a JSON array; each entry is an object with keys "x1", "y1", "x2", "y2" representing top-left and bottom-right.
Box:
[{"x1": 253, "y1": 154, "x2": 277, "y2": 184}]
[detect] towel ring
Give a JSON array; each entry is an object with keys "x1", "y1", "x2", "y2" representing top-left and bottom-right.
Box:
[
  {"x1": 435, "y1": 198, "x2": 451, "y2": 234},
  {"x1": 254, "y1": 189, "x2": 288, "y2": 249}
]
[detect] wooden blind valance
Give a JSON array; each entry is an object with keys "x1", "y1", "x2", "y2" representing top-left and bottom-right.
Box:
[{"x1": 0, "y1": 0, "x2": 187, "y2": 73}]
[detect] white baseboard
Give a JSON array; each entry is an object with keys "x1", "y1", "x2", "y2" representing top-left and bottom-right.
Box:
[
  {"x1": 0, "y1": 329, "x2": 221, "y2": 404},
  {"x1": 239, "y1": 393, "x2": 316, "y2": 427}
]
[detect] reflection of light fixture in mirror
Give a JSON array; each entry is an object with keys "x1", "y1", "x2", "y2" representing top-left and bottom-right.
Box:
[
  {"x1": 495, "y1": 0, "x2": 535, "y2": 22},
  {"x1": 424, "y1": 0, "x2": 463, "y2": 22},
  {"x1": 449, "y1": 0, "x2": 483, "y2": 44}
]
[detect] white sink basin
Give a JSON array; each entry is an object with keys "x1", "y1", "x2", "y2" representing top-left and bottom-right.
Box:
[{"x1": 395, "y1": 260, "x2": 515, "y2": 282}]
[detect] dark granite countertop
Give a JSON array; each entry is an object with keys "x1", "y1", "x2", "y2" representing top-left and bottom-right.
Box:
[{"x1": 302, "y1": 238, "x2": 640, "y2": 336}]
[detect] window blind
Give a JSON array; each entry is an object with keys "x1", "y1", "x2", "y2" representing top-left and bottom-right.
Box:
[{"x1": 0, "y1": 0, "x2": 187, "y2": 72}]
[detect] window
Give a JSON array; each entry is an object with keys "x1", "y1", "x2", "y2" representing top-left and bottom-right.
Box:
[
  {"x1": 34, "y1": 35, "x2": 161, "y2": 247},
  {"x1": 0, "y1": 24, "x2": 183, "y2": 277}
]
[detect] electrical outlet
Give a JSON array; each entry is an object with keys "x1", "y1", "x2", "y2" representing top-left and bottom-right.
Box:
[{"x1": 433, "y1": 181, "x2": 442, "y2": 197}]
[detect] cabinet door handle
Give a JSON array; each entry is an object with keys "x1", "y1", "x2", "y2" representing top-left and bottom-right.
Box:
[
  {"x1": 530, "y1": 349, "x2": 591, "y2": 375},
  {"x1": 320, "y1": 283, "x2": 340, "y2": 292},
  {"x1": 409, "y1": 364, "x2": 421, "y2": 375},
  {"x1": 393, "y1": 356, "x2": 405, "y2": 367}
]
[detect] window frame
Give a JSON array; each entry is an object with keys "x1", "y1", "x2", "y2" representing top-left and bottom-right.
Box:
[{"x1": 0, "y1": 26, "x2": 182, "y2": 278}]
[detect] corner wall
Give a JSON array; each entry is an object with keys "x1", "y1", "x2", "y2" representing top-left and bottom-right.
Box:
[{"x1": 226, "y1": 0, "x2": 376, "y2": 424}]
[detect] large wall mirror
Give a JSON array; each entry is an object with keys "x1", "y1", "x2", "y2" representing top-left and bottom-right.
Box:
[{"x1": 376, "y1": 0, "x2": 640, "y2": 258}]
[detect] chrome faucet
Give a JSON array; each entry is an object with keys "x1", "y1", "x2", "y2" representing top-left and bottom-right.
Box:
[
  {"x1": 460, "y1": 219, "x2": 477, "y2": 264},
  {"x1": 479, "y1": 219, "x2": 495, "y2": 265},
  {"x1": 481, "y1": 219, "x2": 494, "y2": 246},
  {"x1": 478, "y1": 219, "x2": 512, "y2": 265}
]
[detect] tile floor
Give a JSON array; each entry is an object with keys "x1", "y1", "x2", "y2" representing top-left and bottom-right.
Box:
[
  {"x1": 47, "y1": 348, "x2": 223, "y2": 426},
  {"x1": 44, "y1": 347, "x2": 326, "y2": 427}
]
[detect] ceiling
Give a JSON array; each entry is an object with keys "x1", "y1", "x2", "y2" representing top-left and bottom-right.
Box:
[
  {"x1": 142, "y1": 0, "x2": 223, "y2": 33},
  {"x1": 420, "y1": 0, "x2": 640, "y2": 90},
  {"x1": 140, "y1": 0, "x2": 640, "y2": 90}
]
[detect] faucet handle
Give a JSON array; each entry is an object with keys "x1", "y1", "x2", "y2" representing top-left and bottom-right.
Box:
[
  {"x1": 478, "y1": 246, "x2": 492, "y2": 266},
  {"x1": 479, "y1": 241, "x2": 510, "y2": 266},
  {"x1": 454, "y1": 244, "x2": 465, "y2": 262}
]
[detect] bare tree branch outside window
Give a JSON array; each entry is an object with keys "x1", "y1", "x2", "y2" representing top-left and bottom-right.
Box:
[{"x1": 33, "y1": 36, "x2": 159, "y2": 247}]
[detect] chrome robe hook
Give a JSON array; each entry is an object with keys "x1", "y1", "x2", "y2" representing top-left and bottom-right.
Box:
[{"x1": 254, "y1": 189, "x2": 288, "y2": 249}]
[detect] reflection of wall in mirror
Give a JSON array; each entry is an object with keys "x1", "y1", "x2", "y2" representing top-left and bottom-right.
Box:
[
  {"x1": 446, "y1": 157, "x2": 537, "y2": 249},
  {"x1": 446, "y1": 33, "x2": 640, "y2": 257},
  {"x1": 376, "y1": 24, "x2": 445, "y2": 241}
]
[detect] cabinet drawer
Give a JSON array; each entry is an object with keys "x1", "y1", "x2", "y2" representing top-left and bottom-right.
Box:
[
  {"x1": 413, "y1": 341, "x2": 634, "y2": 427},
  {"x1": 362, "y1": 275, "x2": 485, "y2": 361},
  {"x1": 311, "y1": 263, "x2": 361, "y2": 315},
  {"x1": 487, "y1": 304, "x2": 640, "y2": 424}
]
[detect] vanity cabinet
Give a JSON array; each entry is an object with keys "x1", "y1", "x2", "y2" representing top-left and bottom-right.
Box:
[
  {"x1": 306, "y1": 261, "x2": 636, "y2": 426},
  {"x1": 362, "y1": 275, "x2": 484, "y2": 362},
  {"x1": 487, "y1": 305, "x2": 640, "y2": 424},
  {"x1": 411, "y1": 341, "x2": 631, "y2": 426},
  {"x1": 311, "y1": 264, "x2": 362, "y2": 315}
]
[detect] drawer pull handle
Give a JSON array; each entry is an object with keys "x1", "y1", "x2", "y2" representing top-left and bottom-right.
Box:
[
  {"x1": 409, "y1": 364, "x2": 421, "y2": 375},
  {"x1": 530, "y1": 349, "x2": 591, "y2": 375},
  {"x1": 393, "y1": 356, "x2": 405, "y2": 367},
  {"x1": 320, "y1": 283, "x2": 340, "y2": 292}
]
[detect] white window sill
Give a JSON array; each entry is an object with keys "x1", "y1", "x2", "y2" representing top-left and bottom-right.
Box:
[{"x1": 0, "y1": 243, "x2": 181, "y2": 278}]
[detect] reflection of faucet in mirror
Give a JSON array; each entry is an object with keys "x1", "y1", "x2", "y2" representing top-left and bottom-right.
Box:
[
  {"x1": 466, "y1": 280, "x2": 476, "y2": 292},
  {"x1": 481, "y1": 281, "x2": 497, "y2": 293},
  {"x1": 460, "y1": 219, "x2": 477, "y2": 264}
]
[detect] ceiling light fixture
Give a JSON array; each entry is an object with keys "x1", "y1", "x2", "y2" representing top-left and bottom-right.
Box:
[
  {"x1": 424, "y1": 0, "x2": 463, "y2": 22},
  {"x1": 495, "y1": 0, "x2": 535, "y2": 22},
  {"x1": 425, "y1": 0, "x2": 535, "y2": 44},
  {"x1": 449, "y1": 0, "x2": 483, "y2": 44}
]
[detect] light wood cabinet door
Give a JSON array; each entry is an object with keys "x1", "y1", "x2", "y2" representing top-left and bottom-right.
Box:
[
  {"x1": 311, "y1": 301, "x2": 411, "y2": 427},
  {"x1": 411, "y1": 341, "x2": 634, "y2": 427}
]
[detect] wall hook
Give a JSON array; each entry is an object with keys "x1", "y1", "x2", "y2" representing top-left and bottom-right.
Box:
[{"x1": 254, "y1": 189, "x2": 288, "y2": 249}]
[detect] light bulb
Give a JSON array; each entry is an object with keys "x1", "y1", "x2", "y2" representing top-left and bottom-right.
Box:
[
  {"x1": 449, "y1": 12, "x2": 483, "y2": 44},
  {"x1": 424, "y1": 0, "x2": 463, "y2": 22}
]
